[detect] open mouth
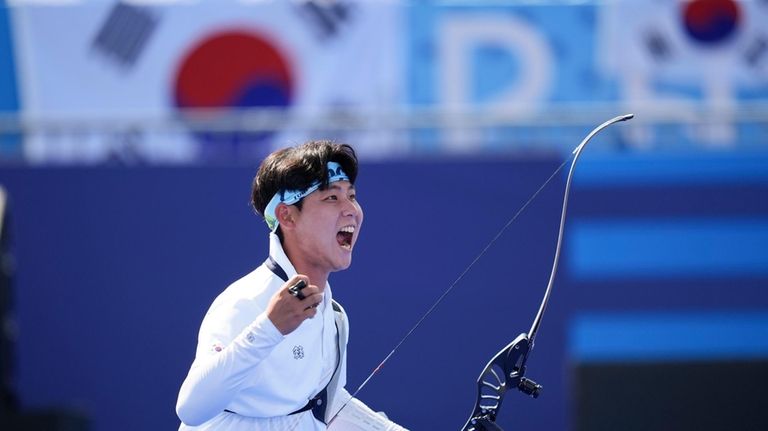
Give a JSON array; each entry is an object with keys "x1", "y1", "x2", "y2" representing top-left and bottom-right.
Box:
[{"x1": 336, "y1": 225, "x2": 355, "y2": 250}]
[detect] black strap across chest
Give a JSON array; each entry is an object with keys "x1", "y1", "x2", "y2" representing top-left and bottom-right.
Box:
[
  {"x1": 265, "y1": 256, "x2": 289, "y2": 283},
  {"x1": 224, "y1": 257, "x2": 341, "y2": 423},
  {"x1": 265, "y1": 256, "x2": 341, "y2": 423}
]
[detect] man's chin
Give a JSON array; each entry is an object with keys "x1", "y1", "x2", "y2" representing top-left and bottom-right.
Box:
[{"x1": 331, "y1": 257, "x2": 353, "y2": 272}]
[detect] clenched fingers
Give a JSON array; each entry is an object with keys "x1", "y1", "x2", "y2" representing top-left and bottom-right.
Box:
[{"x1": 266, "y1": 275, "x2": 324, "y2": 335}]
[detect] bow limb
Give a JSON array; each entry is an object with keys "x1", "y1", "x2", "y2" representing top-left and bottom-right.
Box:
[
  {"x1": 529, "y1": 113, "x2": 634, "y2": 342},
  {"x1": 463, "y1": 114, "x2": 634, "y2": 431}
]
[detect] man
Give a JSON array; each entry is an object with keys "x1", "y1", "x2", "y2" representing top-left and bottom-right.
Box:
[{"x1": 176, "y1": 141, "x2": 407, "y2": 430}]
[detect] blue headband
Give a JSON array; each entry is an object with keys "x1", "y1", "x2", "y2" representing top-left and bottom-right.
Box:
[{"x1": 264, "y1": 161, "x2": 350, "y2": 231}]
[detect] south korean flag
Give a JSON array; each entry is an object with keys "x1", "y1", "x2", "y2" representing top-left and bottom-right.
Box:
[{"x1": 597, "y1": 0, "x2": 768, "y2": 148}]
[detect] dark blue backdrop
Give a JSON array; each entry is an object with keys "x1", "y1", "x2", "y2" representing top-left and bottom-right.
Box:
[{"x1": 0, "y1": 153, "x2": 766, "y2": 430}]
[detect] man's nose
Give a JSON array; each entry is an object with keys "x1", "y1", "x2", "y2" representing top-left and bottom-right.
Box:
[{"x1": 341, "y1": 198, "x2": 359, "y2": 217}]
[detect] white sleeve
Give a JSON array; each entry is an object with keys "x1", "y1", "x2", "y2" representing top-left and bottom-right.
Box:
[
  {"x1": 175, "y1": 312, "x2": 284, "y2": 426},
  {"x1": 327, "y1": 388, "x2": 409, "y2": 431}
]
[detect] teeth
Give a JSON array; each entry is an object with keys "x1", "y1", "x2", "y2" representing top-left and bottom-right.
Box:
[{"x1": 340, "y1": 226, "x2": 355, "y2": 233}]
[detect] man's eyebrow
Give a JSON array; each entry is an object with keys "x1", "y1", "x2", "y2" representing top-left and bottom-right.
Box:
[{"x1": 326, "y1": 184, "x2": 355, "y2": 191}]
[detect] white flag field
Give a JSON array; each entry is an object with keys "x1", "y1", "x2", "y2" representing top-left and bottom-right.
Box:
[{"x1": 11, "y1": 1, "x2": 404, "y2": 163}]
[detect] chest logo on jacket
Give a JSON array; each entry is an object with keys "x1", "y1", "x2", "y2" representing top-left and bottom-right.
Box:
[{"x1": 292, "y1": 345, "x2": 305, "y2": 359}]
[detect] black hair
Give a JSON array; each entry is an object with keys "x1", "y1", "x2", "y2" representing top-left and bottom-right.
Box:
[{"x1": 251, "y1": 140, "x2": 358, "y2": 218}]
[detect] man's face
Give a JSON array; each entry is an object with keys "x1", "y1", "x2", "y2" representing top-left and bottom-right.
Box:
[{"x1": 288, "y1": 180, "x2": 363, "y2": 274}]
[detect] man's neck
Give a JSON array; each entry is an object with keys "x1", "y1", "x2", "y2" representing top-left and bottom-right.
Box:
[
  {"x1": 281, "y1": 240, "x2": 329, "y2": 289},
  {"x1": 292, "y1": 264, "x2": 328, "y2": 291}
]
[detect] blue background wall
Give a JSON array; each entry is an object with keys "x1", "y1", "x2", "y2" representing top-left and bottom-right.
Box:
[{"x1": 1, "y1": 151, "x2": 767, "y2": 430}]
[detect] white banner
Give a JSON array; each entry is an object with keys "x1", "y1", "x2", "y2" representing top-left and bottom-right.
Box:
[{"x1": 12, "y1": 0, "x2": 404, "y2": 163}]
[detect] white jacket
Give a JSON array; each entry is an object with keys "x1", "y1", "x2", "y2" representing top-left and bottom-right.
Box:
[{"x1": 176, "y1": 233, "x2": 406, "y2": 431}]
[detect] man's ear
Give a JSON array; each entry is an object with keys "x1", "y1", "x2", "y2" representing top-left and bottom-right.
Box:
[{"x1": 275, "y1": 203, "x2": 296, "y2": 230}]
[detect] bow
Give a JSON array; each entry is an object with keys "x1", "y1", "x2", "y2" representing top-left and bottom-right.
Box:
[
  {"x1": 327, "y1": 114, "x2": 634, "y2": 428},
  {"x1": 462, "y1": 114, "x2": 635, "y2": 431}
]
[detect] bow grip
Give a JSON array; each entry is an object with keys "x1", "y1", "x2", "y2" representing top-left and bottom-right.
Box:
[{"x1": 461, "y1": 333, "x2": 535, "y2": 430}]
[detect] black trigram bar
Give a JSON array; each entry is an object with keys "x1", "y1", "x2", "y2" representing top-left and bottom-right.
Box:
[
  {"x1": 92, "y1": 2, "x2": 158, "y2": 67},
  {"x1": 296, "y1": 0, "x2": 353, "y2": 40}
]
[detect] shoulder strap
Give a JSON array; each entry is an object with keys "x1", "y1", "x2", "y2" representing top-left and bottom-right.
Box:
[
  {"x1": 265, "y1": 256, "x2": 289, "y2": 282},
  {"x1": 263, "y1": 256, "x2": 343, "y2": 424}
]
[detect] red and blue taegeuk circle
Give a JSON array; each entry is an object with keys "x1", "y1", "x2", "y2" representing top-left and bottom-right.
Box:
[
  {"x1": 681, "y1": 0, "x2": 742, "y2": 45},
  {"x1": 173, "y1": 30, "x2": 295, "y2": 156}
]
